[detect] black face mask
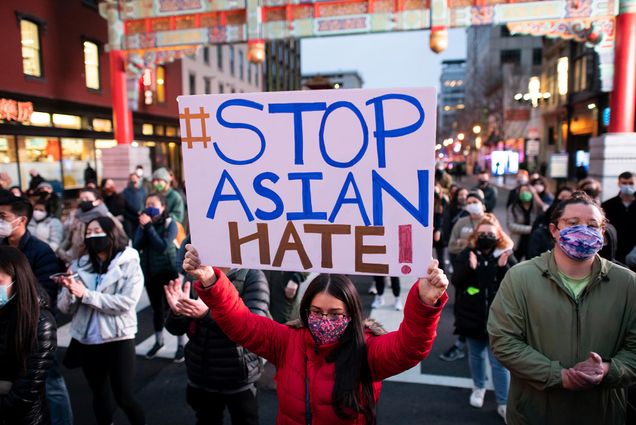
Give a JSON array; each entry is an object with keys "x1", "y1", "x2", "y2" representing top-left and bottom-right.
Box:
[
  {"x1": 476, "y1": 234, "x2": 498, "y2": 252},
  {"x1": 79, "y1": 201, "x2": 95, "y2": 212},
  {"x1": 85, "y1": 236, "x2": 111, "y2": 254},
  {"x1": 478, "y1": 180, "x2": 488, "y2": 186}
]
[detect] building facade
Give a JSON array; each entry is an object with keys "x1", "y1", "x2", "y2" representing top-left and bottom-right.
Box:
[
  {"x1": 181, "y1": 44, "x2": 264, "y2": 97},
  {"x1": 538, "y1": 39, "x2": 609, "y2": 179},
  {"x1": 464, "y1": 25, "x2": 543, "y2": 173},
  {"x1": 301, "y1": 71, "x2": 364, "y2": 90},
  {"x1": 437, "y1": 59, "x2": 466, "y2": 143},
  {"x1": 0, "y1": 0, "x2": 182, "y2": 194},
  {"x1": 264, "y1": 40, "x2": 302, "y2": 92}
]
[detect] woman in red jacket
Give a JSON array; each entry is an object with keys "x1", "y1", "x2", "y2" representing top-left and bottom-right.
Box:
[{"x1": 172, "y1": 244, "x2": 449, "y2": 425}]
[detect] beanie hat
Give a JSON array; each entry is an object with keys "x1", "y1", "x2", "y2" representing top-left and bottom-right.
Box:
[
  {"x1": 466, "y1": 189, "x2": 485, "y2": 204},
  {"x1": 152, "y1": 168, "x2": 171, "y2": 183}
]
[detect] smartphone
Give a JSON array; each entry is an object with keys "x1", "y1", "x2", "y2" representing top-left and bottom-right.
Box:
[{"x1": 50, "y1": 272, "x2": 79, "y2": 280}]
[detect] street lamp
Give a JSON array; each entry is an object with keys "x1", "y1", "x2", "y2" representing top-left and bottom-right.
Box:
[
  {"x1": 472, "y1": 125, "x2": 481, "y2": 134},
  {"x1": 457, "y1": 132, "x2": 465, "y2": 141}
]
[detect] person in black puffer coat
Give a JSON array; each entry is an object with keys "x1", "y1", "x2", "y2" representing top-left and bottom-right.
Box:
[
  {"x1": 452, "y1": 214, "x2": 516, "y2": 421},
  {"x1": 0, "y1": 246, "x2": 56, "y2": 425},
  {"x1": 165, "y1": 268, "x2": 269, "y2": 425},
  {"x1": 133, "y1": 192, "x2": 182, "y2": 361}
]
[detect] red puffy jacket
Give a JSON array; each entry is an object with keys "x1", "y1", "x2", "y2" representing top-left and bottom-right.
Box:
[{"x1": 195, "y1": 269, "x2": 447, "y2": 425}]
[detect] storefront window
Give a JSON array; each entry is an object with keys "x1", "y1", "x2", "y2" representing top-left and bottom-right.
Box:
[
  {"x1": 53, "y1": 114, "x2": 82, "y2": 129},
  {"x1": 61, "y1": 138, "x2": 96, "y2": 189},
  {"x1": 17, "y1": 136, "x2": 62, "y2": 192},
  {"x1": 92, "y1": 118, "x2": 112, "y2": 132},
  {"x1": 29, "y1": 111, "x2": 51, "y2": 127},
  {"x1": 0, "y1": 136, "x2": 19, "y2": 188}
]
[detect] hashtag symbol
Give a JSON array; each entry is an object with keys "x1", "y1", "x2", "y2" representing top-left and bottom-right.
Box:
[{"x1": 179, "y1": 106, "x2": 211, "y2": 149}]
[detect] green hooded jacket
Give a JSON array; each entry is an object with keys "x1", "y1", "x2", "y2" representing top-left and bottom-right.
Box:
[{"x1": 487, "y1": 251, "x2": 636, "y2": 425}]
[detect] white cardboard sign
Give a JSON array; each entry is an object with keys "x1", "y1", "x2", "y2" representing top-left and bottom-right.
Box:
[{"x1": 178, "y1": 88, "x2": 436, "y2": 277}]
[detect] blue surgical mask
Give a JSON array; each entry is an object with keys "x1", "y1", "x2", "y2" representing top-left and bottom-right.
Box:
[
  {"x1": 0, "y1": 281, "x2": 15, "y2": 308},
  {"x1": 145, "y1": 207, "x2": 161, "y2": 218}
]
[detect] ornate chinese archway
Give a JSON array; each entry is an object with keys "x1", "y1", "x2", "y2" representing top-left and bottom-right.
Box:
[{"x1": 99, "y1": 0, "x2": 634, "y2": 145}]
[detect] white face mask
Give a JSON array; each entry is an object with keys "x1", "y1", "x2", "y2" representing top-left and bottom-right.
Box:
[
  {"x1": 465, "y1": 203, "x2": 483, "y2": 216},
  {"x1": 0, "y1": 219, "x2": 17, "y2": 238},
  {"x1": 136, "y1": 169, "x2": 144, "y2": 178},
  {"x1": 32, "y1": 210, "x2": 47, "y2": 221}
]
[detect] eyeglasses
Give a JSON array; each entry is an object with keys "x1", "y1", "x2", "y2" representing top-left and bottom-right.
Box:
[
  {"x1": 558, "y1": 218, "x2": 604, "y2": 230},
  {"x1": 307, "y1": 309, "x2": 348, "y2": 321}
]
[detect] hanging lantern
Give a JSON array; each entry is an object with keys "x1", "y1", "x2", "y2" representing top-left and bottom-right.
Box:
[
  {"x1": 247, "y1": 39, "x2": 266, "y2": 64},
  {"x1": 429, "y1": 28, "x2": 448, "y2": 54}
]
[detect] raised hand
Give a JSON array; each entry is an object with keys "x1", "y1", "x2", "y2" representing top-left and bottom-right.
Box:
[
  {"x1": 183, "y1": 244, "x2": 216, "y2": 286},
  {"x1": 418, "y1": 259, "x2": 449, "y2": 306},
  {"x1": 164, "y1": 278, "x2": 189, "y2": 314},
  {"x1": 498, "y1": 250, "x2": 512, "y2": 267}
]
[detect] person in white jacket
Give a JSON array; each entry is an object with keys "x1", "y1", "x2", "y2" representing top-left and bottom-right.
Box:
[
  {"x1": 28, "y1": 199, "x2": 63, "y2": 251},
  {"x1": 56, "y1": 216, "x2": 146, "y2": 425}
]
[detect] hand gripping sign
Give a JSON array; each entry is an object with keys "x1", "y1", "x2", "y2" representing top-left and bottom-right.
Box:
[{"x1": 179, "y1": 87, "x2": 437, "y2": 277}]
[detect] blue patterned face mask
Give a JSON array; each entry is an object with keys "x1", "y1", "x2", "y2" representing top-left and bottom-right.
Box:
[
  {"x1": 558, "y1": 225, "x2": 604, "y2": 261},
  {"x1": 0, "y1": 281, "x2": 15, "y2": 308}
]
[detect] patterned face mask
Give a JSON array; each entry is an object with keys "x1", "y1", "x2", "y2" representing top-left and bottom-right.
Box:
[
  {"x1": 558, "y1": 225, "x2": 604, "y2": 261},
  {"x1": 307, "y1": 311, "x2": 351, "y2": 345}
]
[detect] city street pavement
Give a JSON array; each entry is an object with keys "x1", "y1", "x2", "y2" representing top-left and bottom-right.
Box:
[{"x1": 59, "y1": 176, "x2": 512, "y2": 425}]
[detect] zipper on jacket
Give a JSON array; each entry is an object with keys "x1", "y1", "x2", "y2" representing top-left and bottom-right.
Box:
[{"x1": 575, "y1": 302, "x2": 581, "y2": 361}]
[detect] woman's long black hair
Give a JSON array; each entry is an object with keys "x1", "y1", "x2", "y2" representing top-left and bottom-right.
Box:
[
  {"x1": 299, "y1": 274, "x2": 376, "y2": 425},
  {"x1": 82, "y1": 216, "x2": 128, "y2": 273},
  {"x1": 0, "y1": 246, "x2": 40, "y2": 371}
]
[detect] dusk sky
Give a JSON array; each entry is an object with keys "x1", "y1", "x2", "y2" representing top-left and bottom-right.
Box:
[{"x1": 301, "y1": 28, "x2": 467, "y2": 91}]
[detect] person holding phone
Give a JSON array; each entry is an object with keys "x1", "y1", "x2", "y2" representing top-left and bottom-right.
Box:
[
  {"x1": 56, "y1": 216, "x2": 145, "y2": 425},
  {"x1": 0, "y1": 246, "x2": 57, "y2": 425}
]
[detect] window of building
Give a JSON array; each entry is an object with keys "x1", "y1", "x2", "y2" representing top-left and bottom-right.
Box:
[
  {"x1": 204, "y1": 77, "x2": 211, "y2": 94},
  {"x1": 29, "y1": 112, "x2": 51, "y2": 127},
  {"x1": 203, "y1": 47, "x2": 209, "y2": 64},
  {"x1": 17, "y1": 137, "x2": 62, "y2": 191},
  {"x1": 500, "y1": 49, "x2": 521, "y2": 65},
  {"x1": 229, "y1": 45, "x2": 235, "y2": 76},
  {"x1": 142, "y1": 123, "x2": 154, "y2": 135},
  {"x1": 61, "y1": 138, "x2": 96, "y2": 189},
  {"x1": 0, "y1": 136, "x2": 19, "y2": 188},
  {"x1": 217, "y1": 45, "x2": 223, "y2": 70},
  {"x1": 189, "y1": 72, "x2": 196, "y2": 95},
  {"x1": 52, "y1": 114, "x2": 81, "y2": 129},
  {"x1": 156, "y1": 65, "x2": 166, "y2": 103},
  {"x1": 83, "y1": 41, "x2": 100, "y2": 90},
  {"x1": 532, "y1": 48, "x2": 543, "y2": 66},
  {"x1": 239, "y1": 50, "x2": 244, "y2": 81},
  {"x1": 247, "y1": 63, "x2": 252, "y2": 84},
  {"x1": 219, "y1": 82, "x2": 224, "y2": 94},
  {"x1": 92, "y1": 118, "x2": 112, "y2": 132},
  {"x1": 20, "y1": 19, "x2": 42, "y2": 77}
]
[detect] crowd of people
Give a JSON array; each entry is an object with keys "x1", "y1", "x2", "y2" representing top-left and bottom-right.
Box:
[{"x1": 1, "y1": 163, "x2": 636, "y2": 425}]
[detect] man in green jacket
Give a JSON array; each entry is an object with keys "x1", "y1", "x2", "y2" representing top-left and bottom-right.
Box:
[
  {"x1": 488, "y1": 192, "x2": 636, "y2": 425},
  {"x1": 152, "y1": 167, "x2": 185, "y2": 224}
]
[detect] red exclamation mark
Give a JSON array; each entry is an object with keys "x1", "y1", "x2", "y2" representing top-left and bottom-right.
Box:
[{"x1": 398, "y1": 224, "x2": 412, "y2": 274}]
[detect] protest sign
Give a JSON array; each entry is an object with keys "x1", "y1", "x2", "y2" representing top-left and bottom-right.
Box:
[{"x1": 179, "y1": 87, "x2": 436, "y2": 276}]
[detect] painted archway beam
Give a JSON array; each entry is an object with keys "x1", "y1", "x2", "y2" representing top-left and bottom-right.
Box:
[{"x1": 117, "y1": 0, "x2": 619, "y2": 50}]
